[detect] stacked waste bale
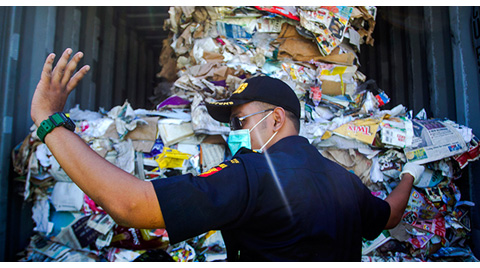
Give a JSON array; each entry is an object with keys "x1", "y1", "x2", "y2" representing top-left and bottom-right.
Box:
[
  {"x1": 12, "y1": 6, "x2": 479, "y2": 262},
  {"x1": 154, "y1": 5, "x2": 480, "y2": 261}
]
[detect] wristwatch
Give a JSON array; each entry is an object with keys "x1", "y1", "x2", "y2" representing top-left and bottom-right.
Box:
[{"x1": 37, "y1": 112, "x2": 76, "y2": 143}]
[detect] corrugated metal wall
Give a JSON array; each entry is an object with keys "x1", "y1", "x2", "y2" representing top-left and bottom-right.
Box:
[
  {"x1": 0, "y1": 6, "x2": 161, "y2": 260},
  {"x1": 359, "y1": 6, "x2": 480, "y2": 257},
  {"x1": 0, "y1": 6, "x2": 479, "y2": 261}
]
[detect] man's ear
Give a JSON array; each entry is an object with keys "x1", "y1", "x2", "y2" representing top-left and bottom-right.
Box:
[{"x1": 272, "y1": 107, "x2": 286, "y2": 131}]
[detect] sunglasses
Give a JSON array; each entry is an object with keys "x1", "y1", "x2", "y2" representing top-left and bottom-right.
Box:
[{"x1": 229, "y1": 109, "x2": 274, "y2": 131}]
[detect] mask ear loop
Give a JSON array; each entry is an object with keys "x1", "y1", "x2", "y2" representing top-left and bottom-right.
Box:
[
  {"x1": 248, "y1": 110, "x2": 274, "y2": 133},
  {"x1": 248, "y1": 110, "x2": 277, "y2": 152},
  {"x1": 258, "y1": 131, "x2": 278, "y2": 152}
]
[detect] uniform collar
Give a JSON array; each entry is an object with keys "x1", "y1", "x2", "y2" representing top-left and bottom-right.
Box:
[{"x1": 264, "y1": 135, "x2": 309, "y2": 154}]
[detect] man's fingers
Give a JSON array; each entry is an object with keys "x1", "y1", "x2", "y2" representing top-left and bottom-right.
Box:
[
  {"x1": 66, "y1": 65, "x2": 90, "y2": 93},
  {"x1": 40, "y1": 53, "x2": 55, "y2": 82},
  {"x1": 52, "y1": 48, "x2": 73, "y2": 84},
  {"x1": 62, "y1": 51, "x2": 84, "y2": 86}
]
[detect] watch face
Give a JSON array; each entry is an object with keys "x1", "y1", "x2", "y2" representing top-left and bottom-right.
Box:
[
  {"x1": 51, "y1": 112, "x2": 76, "y2": 131},
  {"x1": 61, "y1": 115, "x2": 76, "y2": 131},
  {"x1": 64, "y1": 117, "x2": 76, "y2": 131}
]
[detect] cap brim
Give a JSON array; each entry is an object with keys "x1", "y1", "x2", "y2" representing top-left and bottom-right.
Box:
[{"x1": 205, "y1": 99, "x2": 251, "y2": 123}]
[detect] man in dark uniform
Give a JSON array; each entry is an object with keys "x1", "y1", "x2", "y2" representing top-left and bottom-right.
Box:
[{"x1": 30, "y1": 49, "x2": 423, "y2": 261}]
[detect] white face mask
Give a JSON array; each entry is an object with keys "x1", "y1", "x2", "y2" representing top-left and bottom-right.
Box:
[{"x1": 227, "y1": 111, "x2": 277, "y2": 155}]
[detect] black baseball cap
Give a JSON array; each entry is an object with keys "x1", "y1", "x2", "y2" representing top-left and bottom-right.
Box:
[{"x1": 206, "y1": 76, "x2": 301, "y2": 123}]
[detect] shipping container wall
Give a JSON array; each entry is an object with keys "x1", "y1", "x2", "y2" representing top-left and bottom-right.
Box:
[
  {"x1": 359, "y1": 6, "x2": 480, "y2": 257},
  {"x1": 1, "y1": 6, "x2": 479, "y2": 261},
  {"x1": 0, "y1": 6, "x2": 162, "y2": 260}
]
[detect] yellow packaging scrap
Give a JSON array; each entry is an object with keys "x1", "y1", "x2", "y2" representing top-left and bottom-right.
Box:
[
  {"x1": 333, "y1": 116, "x2": 385, "y2": 145},
  {"x1": 155, "y1": 147, "x2": 192, "y2": 169}
]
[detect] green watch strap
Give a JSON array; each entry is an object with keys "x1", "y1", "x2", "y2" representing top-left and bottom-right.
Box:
[
  {"x1": 36, "y1": 112, "x2": 75, "y2": 143},
  {"x1": 50, "y1": 112, "x2": 65, "y2": 125},
  {"x1": 37, "y1": 117, "x2": 56, "y2": 143}
]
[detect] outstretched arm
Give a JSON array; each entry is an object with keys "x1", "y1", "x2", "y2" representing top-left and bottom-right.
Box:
[
  {"x1": 31, "y1": 49, "x2": 165, "y2": 229},
  {"x1": 384, "y1": 174, "x2": 414, "y2": 229},
  {"x1": 383, "y1": 163, "x2": 424, "y2": 229}
]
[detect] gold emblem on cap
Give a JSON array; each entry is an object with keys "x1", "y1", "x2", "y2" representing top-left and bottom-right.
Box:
[
  {"x1": 210, "y1": 101, "x2": 233, "y2": 105},
  {"x1": 233, "y1": 83, "x2": 248, "y2": 94}
]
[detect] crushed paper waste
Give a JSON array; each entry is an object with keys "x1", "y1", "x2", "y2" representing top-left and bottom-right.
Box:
[{"x1": 11, "y1": 6, "x2": 479, "y2": 262}]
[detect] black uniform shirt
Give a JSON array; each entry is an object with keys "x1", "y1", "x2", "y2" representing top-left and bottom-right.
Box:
[{"x1": 151, "y1": 135, "x2": 390, "y2": 261}]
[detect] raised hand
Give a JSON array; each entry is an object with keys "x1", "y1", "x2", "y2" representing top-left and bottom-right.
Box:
[{"x1": 31, "y1": 48, "x2": 90, "y2": 126}]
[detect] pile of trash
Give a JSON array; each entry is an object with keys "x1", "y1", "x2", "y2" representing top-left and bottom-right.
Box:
[
  {"x1": 12, "y1": 101, "x2": 229, "y2": 262},
  {"x1": 154, "y1": 6, "x2": 377, "y2": 109},
  {"x1": 11, "y1": 6, "x2": 480, "y2": 262}
]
